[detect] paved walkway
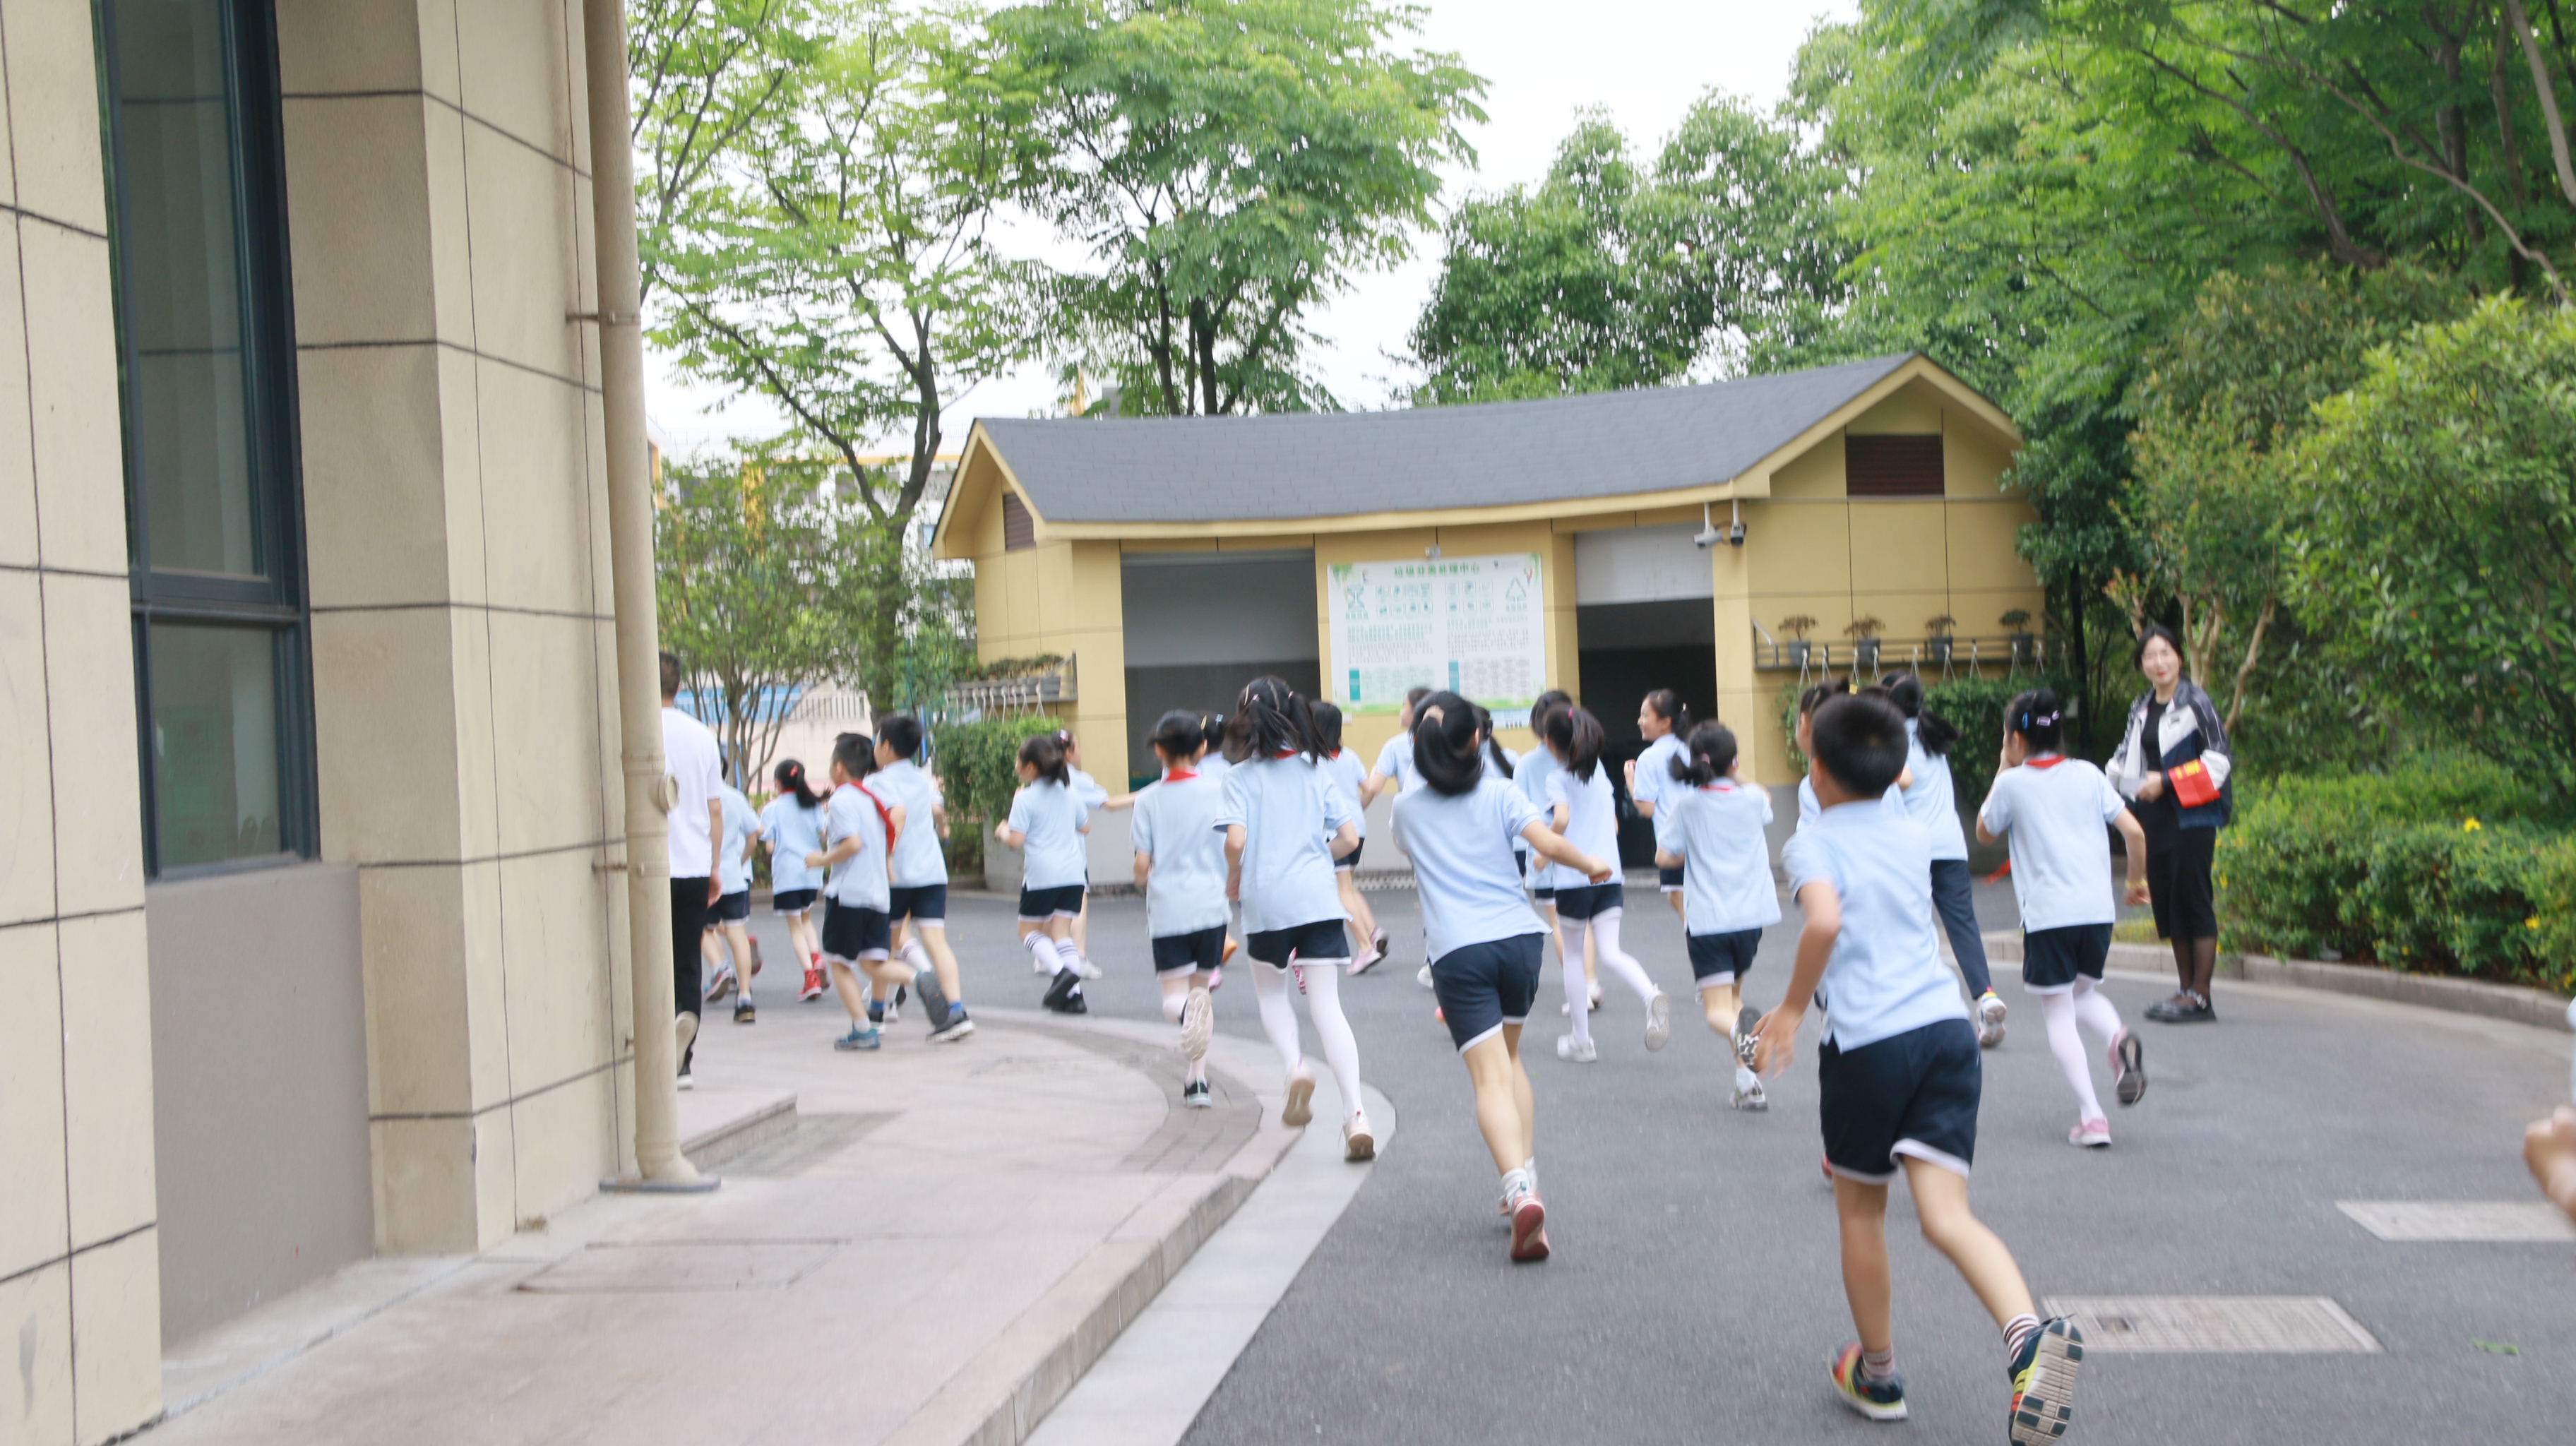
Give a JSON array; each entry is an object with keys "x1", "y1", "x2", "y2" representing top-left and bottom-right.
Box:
[{"x1": 148, "y1": 968, "x2": 1311, "y2": 1446}]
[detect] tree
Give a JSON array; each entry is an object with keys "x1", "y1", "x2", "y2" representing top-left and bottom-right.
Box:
[
  {"x1": 645, "y1": 0, "x2": 1042, "y2": 526},
  {"x1": 628, "y1": 0, "x2": 815, "y2": 309},
  {"x1": 982, "y1": 0, "x2": 1485, "y2": 414},
  {"x1": 2288, "y1": 297, "x2": 2576, "y2": 792}
]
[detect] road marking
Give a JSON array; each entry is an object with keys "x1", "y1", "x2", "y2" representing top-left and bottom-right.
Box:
[
  {"x1": 2337, "y1": 1200, "x2": 2576, "y2": 1242},
  {"x1": 2043, "y1": 1296, "x2": 2381, "y2": 1353}
]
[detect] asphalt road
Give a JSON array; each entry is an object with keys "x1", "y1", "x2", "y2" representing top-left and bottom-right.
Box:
[{"x1": 788, "y1": 873, "x2": 2574, "y2": 1445}]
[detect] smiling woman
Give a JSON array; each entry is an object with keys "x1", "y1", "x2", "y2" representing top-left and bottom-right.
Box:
[{"x1": 2107, "y1": 625, "x2": 2235, "y2": 1023}]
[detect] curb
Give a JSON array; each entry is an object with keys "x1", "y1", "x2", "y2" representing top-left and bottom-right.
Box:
[
  {"x1": 879, "y1": 1013, "x2": 1308, "y2": 1446},
  {"x1": 1982, "y1": 931, "x2": 2574, "y2": 1034}
]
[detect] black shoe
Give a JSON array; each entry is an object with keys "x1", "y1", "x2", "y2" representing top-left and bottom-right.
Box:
[
  {"x1": 734, "y1": 998, "x2": 756, "y2": 1025},
  {"x1": 2147, "y1": 992, "x2": 2215, "y2": 1024},
  {"x1": 1182, "y1": 1080, "x2": 1212, "y2": 1109},
  {"x1": 1042, "y1": 970, "x2": 1087, "y2": 1015}
]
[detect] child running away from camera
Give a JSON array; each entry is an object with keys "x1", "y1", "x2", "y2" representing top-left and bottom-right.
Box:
[
  {"x1": 1131, "y1": 710, "x2": 1232, "y2": 1107},
  {"x1": 1650, "y1": 722, "x2": 1781, "y2": 1111},
  {"x1": 1753, "y1": 691, "x2": 2085, "y2": 1443}
]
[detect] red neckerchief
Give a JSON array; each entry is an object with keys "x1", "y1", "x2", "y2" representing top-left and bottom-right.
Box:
[
  {"x1": 1703, "y1": 779, "x2": 1737, "y2": 793},
  {"x1": 844, "y1": 781, "x2": 897, "y2": 842},
  {"x1": 2025, "y1": 753, "x2": 2068, "y2": 771},
  {"x1": 1164, "y1": 769, "x2": 1198, "y2": 782},
  {"x1": 1272, "y1": 748, "x2": 1297, "y2": 759}
]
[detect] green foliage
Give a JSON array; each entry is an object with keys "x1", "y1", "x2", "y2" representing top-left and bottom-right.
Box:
[
  {"x1": 982, "y1": 0, "x2": 1485, "y2": 414},
  {"x1": 2286, "y1": 298, "x2": 2576, "y2": 796},
  {"x1": 2218, "y1": 756, "x2": 2576, "y2": 991},
  {"x1": 931, "y1": 714, "x2": 1064, "y2": 874}
]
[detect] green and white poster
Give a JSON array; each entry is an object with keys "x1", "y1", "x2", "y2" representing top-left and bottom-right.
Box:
[{"x1": 1326, "y1": 553, "x2": 1546, "y2": 725}]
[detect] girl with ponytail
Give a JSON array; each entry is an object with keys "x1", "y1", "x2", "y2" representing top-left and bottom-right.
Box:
[
  {"x1": 1541, "y1": 705, "x2": 1673, "y2": 1062},
  {"x1": 1397, "y1": 692, "x2": 1615, "y2": 1261},
  {"x1": 1627, "y1": 688, "x2": 1693, "y2": 926},
  {"x1": 1131, "y1": 711, "x2": 1233, "y2": 1108},
  {"x1": 1880, "y1": 672, "x2": 2006, "y2": 1047},
  {"x1": 1650, "y1": 723, "x2": 1782, "y2": 1110},
  {"x1": 762, "y1": 759, "x2": 830, "y2": 1003}
]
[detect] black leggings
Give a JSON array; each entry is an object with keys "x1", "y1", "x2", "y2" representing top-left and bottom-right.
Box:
[{"x1": 671, "y1": 877, "x2": 710, "y2": 1063}]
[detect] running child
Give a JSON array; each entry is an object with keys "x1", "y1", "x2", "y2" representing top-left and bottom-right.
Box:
[
  {"x1": 1313, "y1": 701, "x2": 1390, "y2": 972},
  {"x1": 1217, "y1": 676, "x2": 1375, "y2": 1161},
  {"x1": 1626, "y1": 688, "x2": 1692, "y2": 926},
  {"x1": 761, "y1": 760, "x2": 829, "y2": 1003},
  {"x1": 1360, "y1": 686, "x2": 1437, "y2": 990},
  {"x1": 1398, "y1": 691, "x2": 1616, "y2": 1262},
  {"x1": 1517, "y1": 691, "x2": 1598, "y2": 1016},
  {"x1": 1753, "y1": 692, "x2": 2084, "y2": 1439},
  {"x1": 705, "y1": 775, "x2": 763, "y2": 1022},
  {"x1": 1542, "y1": 703, "x2": 1672, "y2": 1062},
  {"x1": 1794, "y1": 679, "x2": 1852, "y2": 828},
  {"x1": 872, "y1": 713, "x2": 973, "y2": 1043},
  {"x1": 994, "y1": 732, "x2": 1092, "y2": 1015},
  {"x1": 806, "y1": 733, "x2": 913, "y2": 1052},
  {"x1": 1061, "y1": 730, "x2": 1111, "y2": 980},
  {"x1": 1650, "y1": 722, "x2": 1782, "y2": 1111},
  {"x1": 1976, "y1": 688, "x2": 2151, "y2": 1148},
  {"x1": 1881, "y1": 673, "x2": 2010, "y2": 1047},
  {"x1": 1131, "y1": 710, "x2": 1232, "y2": 1107},
  {"x1": 1193, "y1": 713, "x2": 1240, "y2": 986}
]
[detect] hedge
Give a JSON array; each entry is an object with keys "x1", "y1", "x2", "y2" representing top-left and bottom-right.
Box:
[
  {"x1": 931, "y1": 713, "x2": 1065, "y2": 877},
  {"x1": 1772, "y1": 672, "x2": 2073, "y2": 807},
  {"x1": 2217, "y1": 756, "x2": 2576, "y2": 994}
]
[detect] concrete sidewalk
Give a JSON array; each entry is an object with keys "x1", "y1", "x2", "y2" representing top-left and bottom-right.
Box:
[{"x1": 145, "y1": 996, "x2": 1313, "y2": 1446}]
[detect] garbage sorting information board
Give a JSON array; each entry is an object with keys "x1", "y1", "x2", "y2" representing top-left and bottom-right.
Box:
[{"x1": 1325, "y1": 553, "x2": 1546, "y2": 727}]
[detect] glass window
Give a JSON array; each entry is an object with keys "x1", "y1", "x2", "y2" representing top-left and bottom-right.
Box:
[{"x1": 102, "y1": 0, "x2": 311, "y2": 874}]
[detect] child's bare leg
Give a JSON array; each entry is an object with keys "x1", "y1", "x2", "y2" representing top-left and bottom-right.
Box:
[
  {"x1": 1902, "y1": 1157, "x2": 2036, "y2": 1327},
  {"x1": 1071, "y1": 892, "x2": 1091, "y2": 960},
  {"x1": 1701, "y1": 981, "x2": 1740, "y2": 1034},
  {"x1": 1336, "y1": 871, "x2": 1378, "y2": 955},
  {"x1": 1463, "y1": 1032, "x2": 1532, "y2": 1175},
  {"x1": 828, "y1": 961, "x2": 871, "y2": 1022},
  {"x1": 1835, "y1": 1175, "x2": 1895, "y2": 1354},
  {"x1": 915, "y1": 921, "x2": 964, "y2": 1002},
  {"x1": 1505, "y1": 1025, "x2": 1534, "y2": 1161},
  {"x1": 722, "y1": 921, "x2": 755, "y2": 991}
]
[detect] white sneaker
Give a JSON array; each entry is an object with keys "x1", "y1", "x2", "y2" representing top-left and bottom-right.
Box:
[
  {"x1": 1644, "y1": 992, "x2": 1672, "y2": 1052},
  {"x1": 1417, "y1": 963, "x2": 1435, "y2": 990},
  {"x1": 1555, "y1": 1034, "x2": 1597, "y2": 1063},
  {"x1": 674, "y1": 1011, "x2": 699, "y2": 1058},
  {"x1": 1282, "y1": 1063, "x2": 1316, "y2": 1128},
  {"x1": 1179, "y1": 986, "x2": 1213, "y2": 1062},
  {"x1": 1976, "y1": 990, "x2": 2008, "y2": 1048},
  {"x1": 1733, "y1": 1072, "x2": 1768, "y2": 1111},
  {"x1": 1343, "y1": 1110, "x2": 1376, "y2": 1162},
  {"x1": 1075, "y1": 954, "x2": 1102, "y2": 981}
]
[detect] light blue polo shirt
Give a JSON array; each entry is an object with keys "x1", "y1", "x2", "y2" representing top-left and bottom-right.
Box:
[
  {"x1": 1782, "y1": 801, "x2": 1967, "y2": 1051},
  {"x1": 1130, "y1": 771, "x2": 1230, "y2": 938},
  {"x1": 1319, "y1": 748, "x2": 1368, "y2": 839},
  {"x1": 869, "y1": 759, "x2": 948, "y2": 888},
  {"x1": 1215, "y1": 754, "x2": 1352, "y2": 935},
  {"x1": 718, "y1": 785, "x2": 761, "y2": 896},
  {"x1": 1977, "y1": 756, "x2": 2128, "y2": 931},
  {"x1": 1069, "y1": 767, "x2": 1110, "y2": 811},
  {"x1": 1653, "y1": 779, "x2": 1782, "y2": 936},
  {"x1": 1900, "y1": 720, "x2": 1970, "y2": 862},
  {"x1": 1395, "y1": 779, "x2": 1551, "y2": 962},
  {"x1": 1631, "y1": 733, "x2": 1686, "y2": 818},
  {"x1": 824, "y1": 782, "x2": 891, "y2": 912},
  {"x1": 1544, "y1": 763, "x2": 1621, "y2": 883},
  {"x1": 760, "y1": 794, "x2": 825, "y2": 893},
  {"x1": 1006, "y1": 779, "x2": 1090, "y2": 891}
]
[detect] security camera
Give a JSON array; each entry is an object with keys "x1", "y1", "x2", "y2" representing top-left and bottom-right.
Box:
[
  {"x1": 1727, "y1": 520, "x2": 1746, "y2": 546},
  {"x1": 1693, "y1": 525, "x2": 1724, "y2": 549},
  {"x1": 1694, "y1": 502, "x2": 1747, "y2": 548}
]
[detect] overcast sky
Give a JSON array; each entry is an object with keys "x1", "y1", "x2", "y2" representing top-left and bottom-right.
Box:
[{"x1": 642, "y1": 0, "x2": 1859, "y2": 458}]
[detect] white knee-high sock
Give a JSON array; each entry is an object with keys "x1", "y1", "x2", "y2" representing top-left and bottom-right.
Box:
[
  {"x1": 2039, "y1": 991, "x2": 2104, "y2": 1121},
  {"x1": 1558, "y1": 916, "x2": 1592, "y2": 1046},
  {"x1": 1592, "y1": 911, "x2": 1657, "y2": 1003},
  {"x1": 1250, "y1": 962, "x2": 1304, "y2": 1078},
  {"x1": 1298, "y1": 963, "x2": 1364, "y2": 1123},
  {"x1": 901, "y1": 938, "x2": 931, "y2": 973},
  {"x1": 1026, "y1": 932, "x2": 1070, "y2": 976},
  {"x1": 2070, "y1": 976, "x2": 2123, "y2": 1044}
]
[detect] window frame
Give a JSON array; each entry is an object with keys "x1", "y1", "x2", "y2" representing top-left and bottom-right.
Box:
[{"x1": 100, "y1": 0, "x2": 317, "y2": 878}]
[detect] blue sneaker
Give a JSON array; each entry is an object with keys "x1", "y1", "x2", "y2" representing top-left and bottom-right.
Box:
[
  {"x1": 1828, "y1": 1342, "x2": 1907, "y2": 1422},
  {"x1": 2008, "y1": 1317, "x2": 2083, "y2": 1443},
  {"x1": 834, "y1": 1025, "x2": 881, "y2": 1051}
]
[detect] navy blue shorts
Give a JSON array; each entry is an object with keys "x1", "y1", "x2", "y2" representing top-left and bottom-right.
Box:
[
  {"x1": 1334, "y1": 837, "x2": 1367, "y2": 872},
  {"x1": 1429, "y1": 933, "x2": 1545, "y2": 1052},
  {"x1": 1658, "y1": 864, "x2": 1685, "y2": 892},
  {"x1": 1553, "y1": 881, "x2": 1623, "y2": 921},
  {"x1": 709, "y1": 890, "x2": 750, "y2": 923},
  {"x1": 1018, "y1": 883, "x2": 1085, "y2": 921},
  {"x1": 1686, "y1": 928, "x2": 1763, "y2": 986},
  {"x1": 821, "y1": 900, "x2": 891, "y2": 962},
  {"x1": 888, "y1": 883, "x2": 948, "y2": 924},
  {"x1": 771, "y1": 888, "x2": 818, "y2": 915},
  {"x1": 1246, "y1": 918, "x2": 1350, "y2": 967},
  {"x1": 2022, "y1": 923, "x2": 2112, "y2": 993},
  {"x1": 1151, "y1": 925, "x2": 1227, "y2": 976},
  {"x1": 1818, "y1": 1017, "x2": 1981, "y2": 1183}
]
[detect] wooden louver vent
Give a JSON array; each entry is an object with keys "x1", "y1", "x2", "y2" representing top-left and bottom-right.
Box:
[
  {"x1": 1845, "y1": 434, "x2": 1945, "y2": 497},
  {"x1": 1001, "y1": 491, "x2": 1034, "y2": 551}
]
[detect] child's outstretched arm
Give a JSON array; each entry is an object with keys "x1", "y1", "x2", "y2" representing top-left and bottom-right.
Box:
[
  {"x1": 1753, "y1": 879, "x2": 1839, "y2": 1076},
  {"x1": 2112, "y1": 807, "x2": 2150, "y2": 904},
  {"x1": 1520, "y1": 820, "x2": 1610, "y2": 883},
  {"x1": 1133, "y1": 850, "x2": 1153, "y2": 887}
]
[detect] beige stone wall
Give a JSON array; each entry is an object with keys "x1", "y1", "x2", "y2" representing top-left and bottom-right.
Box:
[
  {"x1": 0, "y1": 4, "x2": 167, "y2": 1441},
  {"x1": 277, "y1": 0, "x2": 631, "y2": 1254}
]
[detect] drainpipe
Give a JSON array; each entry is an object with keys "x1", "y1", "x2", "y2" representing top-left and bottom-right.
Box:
[{"x1": 582, "y1": 0, "x2": 698, "y2": 1184}]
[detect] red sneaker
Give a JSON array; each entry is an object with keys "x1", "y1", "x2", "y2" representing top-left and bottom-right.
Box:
[
  {"x1": 797, "y1": 967, "x2": 825, "y2": 1002},
  {"x1": 1509, "y1": 1190, "x2": 1549, "y2": 1262}
]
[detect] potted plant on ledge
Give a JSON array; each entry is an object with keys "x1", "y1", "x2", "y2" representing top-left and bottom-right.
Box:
[
  {"x1": 1845, "y1": 615, "x2": 1885, "y2": 674},
  {"x1": 2001, "y1": 608, "x2": 2036, "y2": 669},
  {"x1": 1923, "y1": 614, "x2": 1957, "y2": 670},
  {"x1": 1779, "y1": 614, "x2": 1818, "y2": 669}
]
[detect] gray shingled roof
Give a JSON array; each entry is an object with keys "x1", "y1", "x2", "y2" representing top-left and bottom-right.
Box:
[{"x1": 975, "y1": 353, "x2": 1918, "y2": 525}]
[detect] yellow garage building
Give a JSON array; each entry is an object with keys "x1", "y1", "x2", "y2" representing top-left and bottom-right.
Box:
[{"x1": 931, "y1": 352, "x2": 2039, "y2": 801}]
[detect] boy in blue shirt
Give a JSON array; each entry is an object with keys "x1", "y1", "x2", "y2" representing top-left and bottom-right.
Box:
[{"x1": 1754, "y1": 693, "x2": 2084, "y2": 1442}]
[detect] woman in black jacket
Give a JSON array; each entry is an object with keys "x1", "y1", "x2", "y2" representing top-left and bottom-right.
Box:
[{"x1": 2106, "y1": 626, "x2": 2232, "y2": 1023}]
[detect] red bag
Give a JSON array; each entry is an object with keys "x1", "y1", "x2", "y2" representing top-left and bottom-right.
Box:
[{"x1": 2167, "y1": 758, "x2": 2219, "y2": 809}]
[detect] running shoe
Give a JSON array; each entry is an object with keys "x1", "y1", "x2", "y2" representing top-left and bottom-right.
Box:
[
  {"x1": 2111, "y1": 1031, "x2": 2146, "y2": 1106},
  {"x1": 677, "y1": 1065, "x2": 693, "y2": 1089},
  {"x1": 1977, "y1": 989, "x2": 2009, "y2": 1048},
  {"x1": 1349, "y1": 939, "x2": 1384, "y2": 974},
  {"x1": 674, "y1": 1010, "x2": 699, "y2": 1058},
  {"x1": 1372, "y1": 926, "x2": 1390, "y2": 958},
  {"x1": 1555, "y1": 1035, "x2": 1597, "y2": 1063},
  {"x1": 797, "y1": 967, "x2": 825, "y2": 1003},
  {"x1": 1827, "y1": 1344, "x2": 1908, "y2": 1422},
  {"x1": 2068, "y1": 1118, "x2": 2111, "y2": 1148},
  {"x1": 1075, "y1": 954, "x2": 1102, "y2": 981},
  {"x1": 927, "y1": 1006, "x2": 977, "y2": 1044},
  {"x1": 1343, "y1": 1110, "x2": 1376, "y2": 1162},
  {"x1": 2008, "y1": 1317, "x2": 2084, "y2": 1444},
  {"x1": 1042, "y1": 970, "x2": 1085, "y2": 1015},
  {"x1": 833, "y1": 1024, "x2": 881, "y2": 1051},
  {"x1": 1417, "y1": 963, "x2": 1436, "y2": 990},
  {"x1": 1732, "y1": 1005, "x2": 1762, "y2": 1068},
  {"x1": 733, "y1": 997, "x2": 756, "y2": 1025},
  {"x1": 1179, "y1": 986, "x2": 1214, "y2": 1062},
  {"x1": 1182, "y1": 1079, "x2": 1212, "y2": 1109},
  {"x1": 1505, "y1": 1181, "x2": 1549, "y2": 1262},
  {"x1": 704, "y1": 964, "x2": 736, "y2": 1003},
  {"x1": 1732, "y1": 1076, "x2": 1767, "y2": 1111},
  {"x1": 1282, "y1": 1063, "x2": 1316, "y2": 1128},
  {"x1": 1644, "y1": 992, "x2": 1672, "y2": 1051}
]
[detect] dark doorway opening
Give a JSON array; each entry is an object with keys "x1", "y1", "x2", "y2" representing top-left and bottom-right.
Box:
[
  {"x1": 1576, "y1": 600, "x2": 1717, "y2": 868},
  {"x1": 1121, "y1": 551, "x2": 1318, "y2": 787}
]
